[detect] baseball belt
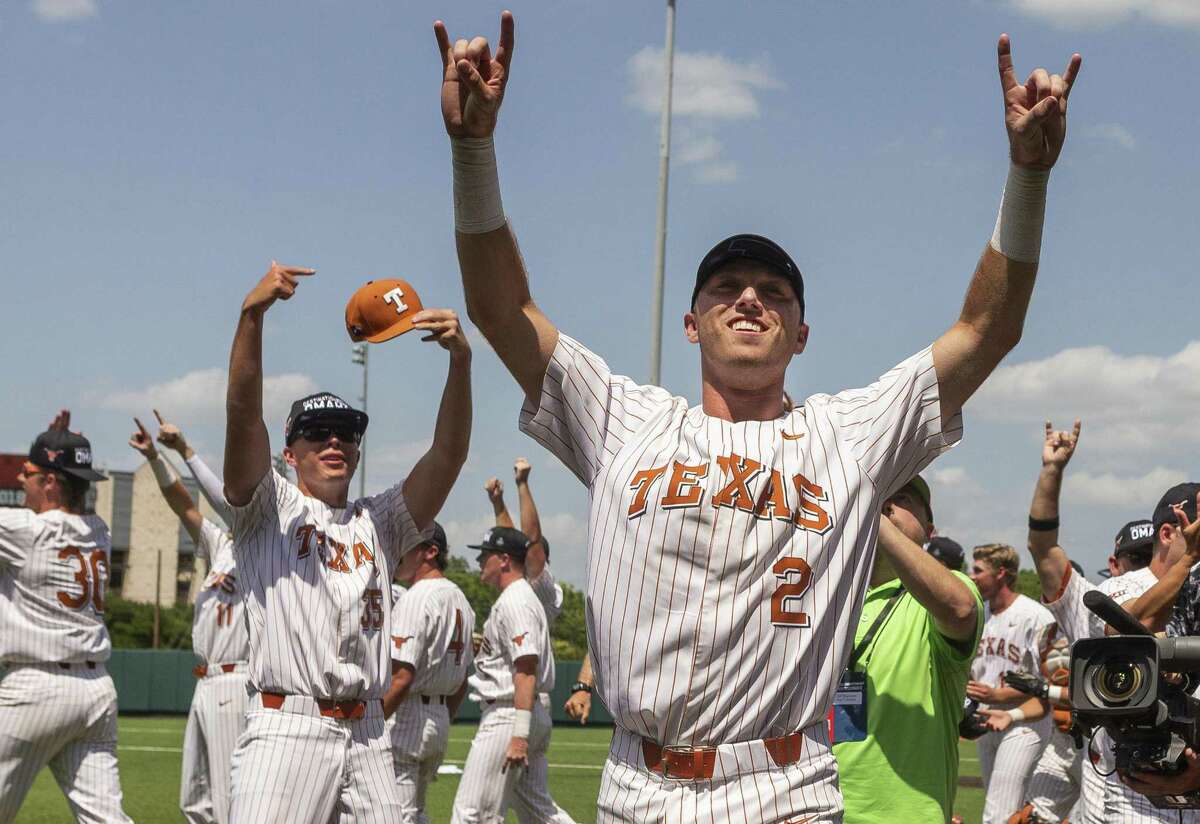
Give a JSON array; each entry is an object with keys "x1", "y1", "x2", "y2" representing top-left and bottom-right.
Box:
[
  {"x1": 641, "y1": 730, "x2": 807, "y2": 781},
  {"x1": 192, "y1": 663, "x2": 241, "y2": 678},
  {"x1": 56, "y1": 661, "x2": 97, "y2": 670},
  {"x1": 419, "y1": 695, "x2": 447, "y2": 705},
  {"x1": 260, "y1": 691, "x2": 366, "y2": 720}
]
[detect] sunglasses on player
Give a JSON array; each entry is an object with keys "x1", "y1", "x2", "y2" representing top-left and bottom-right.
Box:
[{"x1": 294, "y1": 424, "x2": 362, "y2": 445}]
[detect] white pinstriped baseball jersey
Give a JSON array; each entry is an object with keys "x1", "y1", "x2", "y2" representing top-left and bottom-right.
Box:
[
  {"x1": 469, "y1": 578, "x2": 554, "y2": 702},
  {"x1": 1045, "y1": 564, "x2": 1156, "y2": 645},
  {"x1": 529, "y1": 564, "x2": 563, "y2": 626},
  {"x1": 228, "y1": 469, "x2": 424, "y2": 700},
  {"x1": 970, "y1": 594, "x2": 1056, "y2": 705},
  {"x1": 0, "y1": 509, "x2": 113, "y2": 664},
  {"x1": 191, "y1": 519, "x2": 248, "y2": 667},
  {"x1": 520, "y1": 334, "x2": 961, "y2": 747},
  {"x1": 389, "y1": 577, "x2": 475, "y2": 695}
]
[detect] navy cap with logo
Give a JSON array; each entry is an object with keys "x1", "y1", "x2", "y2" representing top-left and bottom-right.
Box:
[
  {"x1": 693, "y1": 233, "x2": 805, "y2": 315},
  {"x1": 926, "y1": 536, "x2": 963, "y2": 571},
  {"x1": 1114, "y1": 519, "x2": 1156, "y2": 557},
  {"x1": 29, "y1": 429, "x2": 107, "y2": 482},
  {"x1": 284, "y1": 392, "x2": 369, "y2": 446},
  {"x1": 467, "y1": 526, "x2": 531, "y2": 560},
  {"x1": 1152, "y1": 482, "x2": 1200, "y2": 533}
]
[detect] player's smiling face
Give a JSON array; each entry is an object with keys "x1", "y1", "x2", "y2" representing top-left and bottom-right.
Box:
[
  {"x1": 285, "y1": 425, "x2": 360, "y2": 503},
  {"x1": 684, "y1": 262, "x2": 808, "y2": 389}
]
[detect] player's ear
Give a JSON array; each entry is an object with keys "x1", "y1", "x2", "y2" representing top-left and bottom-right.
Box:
[
  {"x1": 282, "y1": 446, "x2": 299, "y2": 469},
  {"x1": 794, "y1": 321, "x2": 809, "y2": 355},
  {"x1": 683, "y1": 311, "x2": 699, "y2": 345}
]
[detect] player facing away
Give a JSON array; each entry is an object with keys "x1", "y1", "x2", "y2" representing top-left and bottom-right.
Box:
[
  {"x1": 452, "y1": 526, "x2": 569, "y2": 824},
  {"x1": 484, "y1": 460, "x2": 578, "y2": 824},
  {"x1": 433, "y1": 10, "x2": 1081, "y2": 821},
  {"x1": 222, "y1": 262, "x2": 472, "y2": 823},
  {"x1": 0, "y1": 411, "x2": 132, "y2": 824},
  {"x1": 382, "y1": 521, "x2": 476, "y2": 824},
  {"x1": 967, "y1": 544, "x2": 1056, "y2": 824},
  {"x1": 129, "y1": 414, "x2": 250, "y2": 824}
]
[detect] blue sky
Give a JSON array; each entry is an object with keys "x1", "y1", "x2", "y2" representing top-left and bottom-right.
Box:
[{"x1": 3, "y1": 0, "x2": 1198, "y2": 588}]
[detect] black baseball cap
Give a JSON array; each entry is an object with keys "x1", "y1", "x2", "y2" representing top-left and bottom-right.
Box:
[
  {"x1": 1152, "y1": 482, "x2": 1200, "y2": 533},
  {"x1": 468, "y1": 526, "x2": 530, "y2": 560},
  {"x1": 284, "y1": 392, "x2": 369, "y2": 446},
  {"x1": 1114, "y1": 519, "x2": 1155, "y2": 557},
  {"x1": 693, "y1": 233, "x2": 805, "y2": 314},
  {"x1": 412, "y1": 521, "x2": 449, "y2": 567},
  {"x1": 29, "y1": 429, "x2": 107, "y2": 482},
  {"x1": 927, "y1": 536, "x2": 963, "y2": 571}
]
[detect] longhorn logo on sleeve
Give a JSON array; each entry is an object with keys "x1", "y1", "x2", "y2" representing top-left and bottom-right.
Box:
[{"x1": 512, "y1": 632, "x2": 529, "y2": 647}]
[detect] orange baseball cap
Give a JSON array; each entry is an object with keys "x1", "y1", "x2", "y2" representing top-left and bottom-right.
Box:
[{"x1": 345, "y1": 279, "x2": 425, "y2": 343}]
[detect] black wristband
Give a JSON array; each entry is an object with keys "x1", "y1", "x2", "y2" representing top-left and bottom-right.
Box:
[
  {"x1": 570, "y1": 682, "x2": 593, "y2": 695},
  {"x1": 1028, "y1": 515, "x2": 1060, "y2": 532}
]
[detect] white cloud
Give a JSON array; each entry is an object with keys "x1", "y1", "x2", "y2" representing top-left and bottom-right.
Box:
[
  {"x1": 31, "y1": 0, "x2": 97, "y2": 22},
  {"x1": 626, "y1": 46, "x2": 782, "y2": 184},
  {"x1": 1065, "y1": 466, "x2": 1187, "y2": 506},
  {"x1": 1084, "y1": 123, "x2": 1137, "y2": 150},
  {"x1": 1007, "y1": 0, "x2": 1200, "y2": 28},
  {"x1": 98, "y1": 368, "x2": 318, "y2": 428},
  {"x1": 972, "y1": 341, "x2": 1200, "y2": 454}
]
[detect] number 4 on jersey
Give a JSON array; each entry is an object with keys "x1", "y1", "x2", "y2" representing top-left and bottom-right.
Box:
[{"x1": 447, "y1": 609, "x2": 465, "y2": 665}]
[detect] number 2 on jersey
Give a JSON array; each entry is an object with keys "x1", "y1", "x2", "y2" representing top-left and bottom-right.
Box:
[
  {"x1": 56, "y1": 546, "x2": 108, "y2": 613},
  {"x1": 771, "y1": 556, "x2": 813, "y2": 627},
  {"x1": 447, "y1": 609, "x2": 466, "y2": 665}
]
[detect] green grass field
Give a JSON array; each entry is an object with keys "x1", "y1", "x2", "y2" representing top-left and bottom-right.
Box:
[{"x1": 15, "y1": 716, "x2": 988, "y2": 823}]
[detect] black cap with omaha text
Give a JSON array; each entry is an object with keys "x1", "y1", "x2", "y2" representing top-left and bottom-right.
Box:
[
  {"x1": 284, "y1": 392, "x2": 369, "y2": 446},
  {"x1": 1114, "y1": 519, "x2": 1155, "y2": 557},
  {"x1": 29, "y1": 429, "x2": 107, "y2": 482},
  {"x1": 467, "y1": 526, "x2": 531, "y2": 560}
]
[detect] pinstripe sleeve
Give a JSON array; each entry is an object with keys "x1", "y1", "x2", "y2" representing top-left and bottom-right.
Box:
[
  {"x1": 499, "y1": 598, "x2": 546, "y2": 665},
  {"x1": 827, "y1": 345, "x2": 963, "y2": 499},
  {"x1": 389, "y1": 591, "x2": 426, "y2": 669},
  {"x1": 519, "y1": 334, "x2": 674, "y2": 488},
  {"x1": 196, "y1": 518, "x2": 226, "y2": 563},
  {"x1": 228, "y1": 468, "x2": 293, "y2": 543},
  {"x1": 528, "y1": 565, "x2": 563, "y2": 625},
  {"x1": 1043, "y1": 566, "x2": 1099, "y2": 644},
  {"x1": 0, "y1": 508, "x2": 35, "y2": 568},
  {"x1": 366, "y1": 479, "x2": 425, "y2": 567}
]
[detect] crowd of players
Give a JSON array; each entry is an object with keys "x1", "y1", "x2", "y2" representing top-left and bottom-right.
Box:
[{"x1": 8, "y1": 8, "x2": 1198, "y2": 824}]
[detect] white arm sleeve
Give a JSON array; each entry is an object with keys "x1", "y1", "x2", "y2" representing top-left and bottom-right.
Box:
[{"x1": 185, "y1": 453, "x2": 233, "y2": 527}]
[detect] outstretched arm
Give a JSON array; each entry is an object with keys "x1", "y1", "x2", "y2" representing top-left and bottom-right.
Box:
[
  {"x1": 402, "y1": 309, "x2": 472, "y2": 530},
  {"x1": 485, "y1": 478, "x2": 514, "y2": 528},
  {"x1": 435, "y1": 12, "x2": 559, "y2": 405},
  {"x1": 153, "y1": 409, "x2": 232, "y2": 525},
  {"x1": 1027, "y1": 420, "x2": 1081, "y2": 602},
  {"x1": 224, "y1": 262, "x2": 314, "y2": 506},
  {"x1": 129, "y1": 419, "x2": 203, "y2": 544},
  {"x1": 932, "y1": 37, "x2": 1081, "y2": 422},
  {"x1": 877, "y1": 515, "x2": 978, "y2": 642},
  {"x1": 1123, "y1": 493, "x2": 1200, "y2": 632},
  {"x1": 513, "y1": 458, "x2": 547, "y2": 581}
]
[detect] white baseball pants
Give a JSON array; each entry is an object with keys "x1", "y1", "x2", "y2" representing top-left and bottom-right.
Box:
[
  {"x1": 390, "y1": 696, "x2": 451, "y2": 824},
  {"x1": 1027, "y1": 728, "x2": 1082, "y2": 821},
  {"x1": 977, "y1": 717, "x2": 1051, "y2": 824},
  {"x1": 228, "y1": 693, "x2": 402, "y2": 824},
  {"x1": 180, "y1": 666, "x2": 250, "y2": 824},
  {"x1": 0, "y1": 663, "x2": 132, "y2": 824},
  {"x1": 451, "y1": 700, "x2": 576, "y2": 824},
  {"x1": 597, "y1": 724, "x2": 844, "y2": 824}
]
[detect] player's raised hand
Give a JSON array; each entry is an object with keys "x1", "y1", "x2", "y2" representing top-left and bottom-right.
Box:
[
  {"x1": 434, "y1": 11, "x2": 514, "y2": 138},
  {"x1": 153, "y1": 409, "x2": 190, "y2": 456},
  {"x1": 513, "y1": 457, "x2": 531, "y2": 484},
  {"x1": 501, "y1": 735, "x2": 529, "y2": 773},
  {"x1": 412, "y1": 308, "x2": 471, "y2": 359},
  {"x1": 1042, "y1": 419, "x2": 1081, "y2": 469},
  {"x1": 1171, "y1": 491, "x2": 1200, "y2": 562},
  {"x1": 241, "y1": 260, "x2": 315, "y2": 315},
  {"x1": 48, "y1": 409, "x2": 71, "y2": 432},
  {"x1": 128, "y1": 418, "x2": 158, "y2": 459},
  {"x1": 485, "y1": 477, "x2": 504, "y2": 503},
  {"x1": 998, "y1": 34, "x2": 1081, "y2": 170}
]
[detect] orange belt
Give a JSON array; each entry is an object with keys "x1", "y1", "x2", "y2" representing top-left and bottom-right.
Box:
[
  {"x1": 641, "y1": 731, "x2": 806, "y2": 781},
  {"x1": 192, "y1": 663, "x2": 239, "y2": 678},
  {"x1": 261, "y1": 692, "x2": 365, "y2": 720}
]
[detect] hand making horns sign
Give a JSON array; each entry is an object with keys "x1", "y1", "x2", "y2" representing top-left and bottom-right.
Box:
[
  {"x1": 998, "y1": 34, "x2": 1081, "y2": 170},
  {"x1": 434, "y1": 10, "x2": 515, "y2": 139}
]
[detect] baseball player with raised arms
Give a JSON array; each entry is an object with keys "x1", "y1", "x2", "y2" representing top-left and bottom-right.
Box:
[
  {"x1": 433, "y1": 10, "x2": 1080, "y2": 821},
  {"x1": 0, "y1": 411, "x2": 132, "y2": 824},
  {"x1": 222, "y1": 262, "x2": 472, "y2": 823},
  {"x1": 967, "y1": 543, "x2": 1056, "y2": 824},
  {"x1": 129, "y1": 414, "x2": 250, "y2": 824},
  {"x1": 382, "y1": 521, "x2": 476, "y2": 824},
  {"x1": 452, "y1": 526, "x2": 574, "y2": 824}
]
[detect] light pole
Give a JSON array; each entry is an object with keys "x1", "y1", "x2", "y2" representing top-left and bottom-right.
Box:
[
  {"x1": 352, "y1": 343, "x2": 368, "y2": 499},
  {"x1": 649, "y1": 0, "x2": 677, "y2": 386}
]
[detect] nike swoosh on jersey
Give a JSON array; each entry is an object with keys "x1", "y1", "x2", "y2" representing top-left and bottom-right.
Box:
[{"x1": 781, "y1": 431, "x2": 806, "y2": 441}]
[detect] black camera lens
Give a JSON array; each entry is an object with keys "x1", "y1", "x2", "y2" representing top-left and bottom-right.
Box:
[{"x1": 1093, "y1": 657, "x2": 1144, "y2": 704}]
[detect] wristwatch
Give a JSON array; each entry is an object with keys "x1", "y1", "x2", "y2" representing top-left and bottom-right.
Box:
[{"x1": 570, "y1": 681, "x2": 593, "y2": 694}]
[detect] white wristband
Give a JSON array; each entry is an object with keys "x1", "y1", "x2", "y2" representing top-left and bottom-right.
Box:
[
  {"x1": 989, "y1": 164, "x2": 1050, "y2": 263},
  {"x1": 1047, "y1": 685, "x2": 1066, "y2": 703},
  {"x1": 512, "y1": 708, "x2": 532, "y2": 738},
  {"x1": 1006, "y1": 708, "x2": 1027, "y2": 724},
  {"x1": 452, "y1": 136, "x2": 506, "y2": 234},
  {"x1": 148, "y1": 454, "x2": 177, "y2": 489}
]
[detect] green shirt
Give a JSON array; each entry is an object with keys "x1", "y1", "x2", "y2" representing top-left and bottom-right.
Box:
[{"x1": 833, "y1": 573, "x2": 984, "y2": 824}]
